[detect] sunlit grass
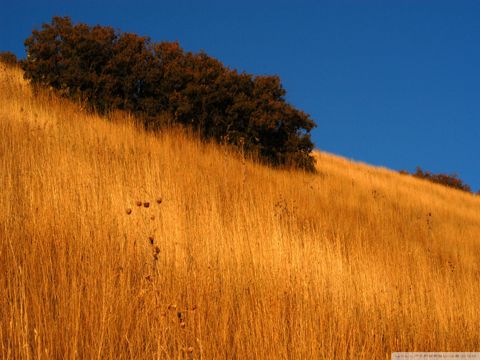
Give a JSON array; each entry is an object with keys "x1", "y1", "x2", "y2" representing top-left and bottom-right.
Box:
[{"x1": 1, "y1": 64, "x2": 480, "y2": 359}]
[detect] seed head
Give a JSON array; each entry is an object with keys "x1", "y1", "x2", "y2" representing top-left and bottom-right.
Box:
[
  {"x1": 126, "y1": 208, "x2": 132, "y2": 215},
  {"x1": 156, "y1": 197, "x2": 162, "y2": 204},
  {"x1": 149, "y1": 237, "x2": 154, "y2": 245},
  {"x1": 136, "y1": 201, "x2": 142, "y2": 207},
  {"x1": 143, "y1": 202, "x2": 150, "y2": 208}
]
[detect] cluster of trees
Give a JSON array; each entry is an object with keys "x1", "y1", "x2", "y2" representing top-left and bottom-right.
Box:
[
  {"x1": 21, "y1": 16, "x2": 316, "y2": 171},
  {"x1": 400, "y1": 167, "x2": 475, "y2": 194}
]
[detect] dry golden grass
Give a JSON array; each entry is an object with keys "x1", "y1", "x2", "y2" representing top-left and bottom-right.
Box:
[{"x1": 1, "y1": 63, "x2": 480, "y2": 359}]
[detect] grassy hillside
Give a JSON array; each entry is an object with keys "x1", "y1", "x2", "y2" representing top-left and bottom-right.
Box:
[{"x1": 1, "y1": 63, "x2": 480, "y2": 359}]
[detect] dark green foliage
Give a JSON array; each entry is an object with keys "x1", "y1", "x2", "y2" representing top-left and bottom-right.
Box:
[
  {"x1": 400, "y1": 167, "x2": 473, "y2": 193},
  {"x1": 0, "y1": 51, "x2": 18, "y2": 66},
  {"x1": 22, "y1": 16, "x2": 316, "y2": 171}
]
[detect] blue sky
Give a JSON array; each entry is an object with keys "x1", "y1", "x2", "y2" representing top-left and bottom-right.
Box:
[{"x1": 1, "y1": 0, "x2": 479, "y2": 191}]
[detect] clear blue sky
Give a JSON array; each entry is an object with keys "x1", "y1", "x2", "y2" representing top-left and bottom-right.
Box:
[{"x1": 1, "y1": 0, "x2": 479, "y2": 191}]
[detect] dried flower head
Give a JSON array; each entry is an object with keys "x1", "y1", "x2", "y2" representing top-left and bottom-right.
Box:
[
  {"x1": 126, "y1": 208, "x2": 132, "y2": 215},
  {"x1": 143, "y1": 202, "x2": 150, "y2": 208},
  {"x1": 136, "y1": 201, "x2": 142, "y2": 207},
  {"x1": 156, "y1": 197, "x2": 162, "y2": 204}
]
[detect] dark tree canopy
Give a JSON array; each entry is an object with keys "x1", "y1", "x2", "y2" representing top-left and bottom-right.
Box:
[
  {"x1": 400, "y1": 167, "x2": 473, "y2": 193},
  {"x1": 413, "y1": 167, "x2": 472, "y2": 193},
  {"x1": 0, "y1": 51, "x2": 18, "y2": 66},
  {"x1": 22, "y1": 16, "x2": 317, "y2": 171}
]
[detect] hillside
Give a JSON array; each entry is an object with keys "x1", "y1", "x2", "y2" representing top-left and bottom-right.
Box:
[{"x1": 1, "y1": 63, "x2": 480, "y2": 359}]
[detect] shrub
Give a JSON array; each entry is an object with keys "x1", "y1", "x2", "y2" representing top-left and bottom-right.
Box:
[
  {"x1": 402, "y1": 167, "x2": 473, "y2": 193},
  {"x1": 0, "y1": 51, "x2": 18, "y2": 66},
  {"x1": 22, "y1": 16, "x2": 316, "y2": 171}
]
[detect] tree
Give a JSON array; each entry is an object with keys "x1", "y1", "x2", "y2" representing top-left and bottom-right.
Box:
[
  {"x1": 22, "y1": 16, "x2": 317, "y2": 171},
  {"x1": 411, "y1": 167, "x2": 472, "y2": 193},
  {"x1": 0, "y1": 51, "x2": 18, "y2": 66}
]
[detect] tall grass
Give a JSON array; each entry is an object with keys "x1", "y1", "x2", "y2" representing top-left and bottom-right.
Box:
[{"x1": 1, "y1": 63, "x2": 480, "y2": 359}]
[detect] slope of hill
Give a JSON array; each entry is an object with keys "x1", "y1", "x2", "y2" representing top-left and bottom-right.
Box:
[{"x1": 1, "y1": 63, "x2": 480, "y2": 359}]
